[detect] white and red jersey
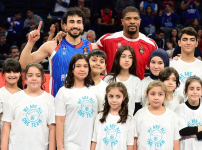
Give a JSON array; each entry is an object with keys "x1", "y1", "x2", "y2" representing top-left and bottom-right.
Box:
[{"x1": 96, "y1": 31, "x2": 157, "y2": 80}]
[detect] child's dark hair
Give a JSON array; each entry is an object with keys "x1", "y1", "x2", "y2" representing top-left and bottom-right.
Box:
[
  {"x1": 87, "y1": 49, "x2": 107, "y2": 64},
  {"x1": 2, "y1": 58, "x2": 23, "y2": 89},
  {"x1": 104, "y1": 45, "x2": 138, "y2": 82},
  {"x1": 184, "y1": 76, "x2": 202, "y2": 94},
  {"x1": 64, "y1": 53, "x2": 94, "y2": 88},
  {"x1": 158, "y1": 67, "x2": 180, "y2": 89},
  {"x1": 100, "y1": 82, "x2": 129, "y2": 124},
  {"x1": 62, "y1": 7, "x2": 85, "y2": 25},
  {"x1": 179, "y1": 27, "x2": 197, "y2": 41},
  {"x1": 24, "y1": 63, "x2": 46, "y2": 90}
]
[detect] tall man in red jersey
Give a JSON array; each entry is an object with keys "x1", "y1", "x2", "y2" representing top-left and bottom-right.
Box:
[{"x1": 95, "y1": 6, "x2": 157, "y2": 80}]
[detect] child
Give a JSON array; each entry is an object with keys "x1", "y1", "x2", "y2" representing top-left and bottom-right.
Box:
[
  {"x1": 159, "y1": 67, "x2": 184, "y2": 111},
  {"x1": 170, "y1": 27, "x2": 202, "y2": 98},
  {"x1": 91, "y1": 82, "x2": 134, "y2": 150},
  {"x1": 87, "y1": 49, "x2": 108, "y2": 112},
  {"x1": 134, "y1": 80, "x2": 180, "y2": 150},
  {"x1": 166, "y1": 39, "x2": 175, "y2": 58},
  {"x1": 1, "y1": 63, "x2": 56, "y2": 150},
  {"x1": 103, "y1": 45, "x2": 141, "y2": 114},
  {"x1": 175, "y1": 76, "x2": 202, "y2": 149},
  {"x1": 136, "y1": 49, "x2": 169, "y2": 107},
  {"x1": 0, "y1": 59, "x2": 23, "y2": 129},
  {"x1": 55, "y1": 53, "x2": 98, "y2": 150}
]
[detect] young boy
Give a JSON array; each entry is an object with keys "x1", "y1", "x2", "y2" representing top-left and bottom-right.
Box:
[
  {"x1": 170, "y1": 27, "x2": 202, "y2": 99},
  {"x1": 87, "y1": 49, "x2": 108, "y2": 112}
]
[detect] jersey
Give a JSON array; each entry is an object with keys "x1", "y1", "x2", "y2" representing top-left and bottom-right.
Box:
[
  {"x1": 96, "y1": 31, "x2": 157, "y2": 80},
  {"x1": 184, "y1": 0, "x2": 200, "y2": 21},
  {"x1": 49, "y1": 38, "x2": 92, "y2": 97}
]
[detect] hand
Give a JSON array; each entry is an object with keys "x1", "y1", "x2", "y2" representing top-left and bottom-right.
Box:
[
  {"x1": 171, "y1": 9, "x2": 174, "y2": 14},
  {"x1": 28, "y1": 21, "x2": 42, "y2": 44},
  {"x1": 197, "y1": 56, "x2": 201, "y2": 60},
  {"x1": 159, "y1": 10, "x2": 162, "y2": 16},
  {"x1": 50, "y1": 24, "x2": 56, "y2": 34},
  {"x1": 148, "y1": 24, "x2": 152, "y2": 27},
  {"x1": 53, "y1": 31, "x2": 67, "y2": 43},
  {"x1": 172, "y1": 56, "x2": 179, "y2": 61}
]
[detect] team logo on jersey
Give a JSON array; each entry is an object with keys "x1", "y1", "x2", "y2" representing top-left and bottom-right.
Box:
[
  {"x1": 147, "y1": 125, "x2": 166, "y2": 148},
  {"x1": 179, "y1": 72, "x2": 196, "y2": 83},
  {"x1": 117, "y1": 42, "x2": 122, "y2": 48},
  {"x1": 103, "y1": 124, "x2": 121, "y2": 147},
  {"x1": 139, "y1": 45, "x2": 145, "y2": 53},
  {"x1": 22, "y1": 104, "x2": 43, "y2": 127},
  {"x1": 62, "y1": 45, "x2": 66, "y2": 50},
  {"x1": 77, "y1": 96, "x2": 95, "y2": 118}
]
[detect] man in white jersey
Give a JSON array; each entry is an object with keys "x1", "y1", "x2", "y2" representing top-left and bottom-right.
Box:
[{"x1": 170, "y1": 27, "x2": 202, "y2": 99}]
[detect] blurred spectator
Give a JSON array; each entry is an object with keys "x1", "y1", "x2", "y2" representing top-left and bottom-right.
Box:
[
  {"x1": 61, "y1": 14, "x2": 67, "y2": 32},
  {"x1": 47, "y1": 19, "x2": 61, "y2": 41},
  {"x1": 162, "y1": 0, "x2": 175, "y2": 8},
  {"x1": 24, "y1": 9, "x2": 44, "y2": 33},
  {"x1": 139, "y1": 0, "x2": 158, "y2": 15},
  {"x1": 159, "y1": 3, "x2": 179, "y2": 37},
  {"x1": 197, "y1": 28, "x2": 202, "y2": 51},
  {"x1": 148, "y1": 29, "x2": 165, "y2": 49},
  {"x1": 9, "y1": 46, "x2": 19, "y2": 59},
  {"x1": 87, "y1": 30, "x2": 96, "y2": 43},
  {"x1": 42, "y1": 33, "x2": 49, "y2": 44},
  {"x1": 141, "y1": 5, "x2": 156, "y2": 35},
  {"x1": 115, "y1": 0, "x2": 135, "y2": 14},
  {"x1": 189, "y1": 18, "x2": 202, "y2": 31},
  {"x1": 0, "y1": 23, "x2": 15, "y2": 45},
  {"x1": 53, "y1": 0, "x2": 70, "y2": 16},
  {"x1": 181, "y1": 0, "x2": 200, "y2": 26},
  {"x1": 169, "y1": 28, "x2": 179, "y2": 46},
  {"x1": 0, "y1": 34, "x2": 10, "y2": 60},
  {"x1": 166, "y1": 39, "x2": 175, "y2": 58},
  {"x1": 97, "y1": 5, "x2": 115, "y2": 39},
  {"x1": 77, "y1": 0, "x2": 91, "y2": 31},
  {"x1": 6, "y1": 12, "x2": 23, "y2": 35}
]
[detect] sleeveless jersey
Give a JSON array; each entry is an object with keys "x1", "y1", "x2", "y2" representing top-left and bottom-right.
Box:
[
  {"x1": 101, "y1": 9, "x2": 112, "y2": 23},
  {"x1": 49, "y1": 38, "x2": 92, "y2": 97}
]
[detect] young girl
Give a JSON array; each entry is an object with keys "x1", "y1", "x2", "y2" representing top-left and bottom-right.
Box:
[
  {"x1": 166, "y1": 39, "x2": 175, "y2": 58},
  {"x1": 103, "y1": 45, "x2": 141, "y2": 115},
  {"x1": 169, "y1": 28, "x2": 179, "y2": 46},
  {"x1": 175, "y1": 76, "x2": 202, "y2": 150},
  {"x1": 134, "y1": 80, "x2": 180, "y2": 150},
  {"x1": 91, "y1": 82, "x2": 134, "y2": 150},
  {"x1": 55, "y1": 53, "x2": 98, "y2": 150},
  {"x1": 1, "y1": 63, "x2": 56, "y2": 150},
  {"x1": 197, "y1": 28, "x2": 202, "y2": 51},
  {"x1": 136, "y1": 49, "x2": 169, "y2": 107},
  {"x1": 0, "y1": 59, "x2": 23, "y2": 130},
  {"x1": 159, "y1": 67, "x2": 184, "y2": 111}
]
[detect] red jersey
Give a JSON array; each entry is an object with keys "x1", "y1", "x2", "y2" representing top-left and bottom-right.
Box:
[{"x1": 96, "y1": 31, "x2": 157, "y2": 80}]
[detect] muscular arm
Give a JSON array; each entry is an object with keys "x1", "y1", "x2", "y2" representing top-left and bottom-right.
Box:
[{"x1": 181, "y1": 1, "x2": 190, "y2": 10}]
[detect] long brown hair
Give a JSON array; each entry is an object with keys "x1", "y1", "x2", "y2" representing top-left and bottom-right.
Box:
[
  {"x1": 100, "y1": 82, "x2": 129, "y2": 124},
  {"x1": 145, "y1": 5, "x2": 153, "y2": 19}
]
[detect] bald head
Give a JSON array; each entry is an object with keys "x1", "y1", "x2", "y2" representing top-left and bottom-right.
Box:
[{"x1": 87, "y1": 30, "x2": 96, "y2": 43}]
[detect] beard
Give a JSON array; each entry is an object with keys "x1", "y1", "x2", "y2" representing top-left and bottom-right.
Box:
[
  {"x1": 67, "y1": 28, "x2": 83, "y2": 39},
  {"x1": 126, "y1": 25, "x2": 138, "y2": 35}
]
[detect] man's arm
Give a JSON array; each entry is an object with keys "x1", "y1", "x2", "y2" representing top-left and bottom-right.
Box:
[
  {"x1": 194, "y1": 0, "x2": 200, "y2": 7},
  {"x1": 181, "y1": 1, "x2": 190, "y2": 10}
]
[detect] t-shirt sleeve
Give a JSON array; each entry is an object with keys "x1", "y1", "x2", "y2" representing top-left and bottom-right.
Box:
[
  {"x1": 96, "y1": 34, "x2": 110, "y2": 51},
  {"x1": 91, "y1": 114, "x2": 100, "y2": 142},
  {"x1": 134, "y1": 78, "x2": 142, "y2": 103},
  {"x1": 0, "y1": 97, "x2": 3, "y2": 113},
  {"x1": 55, "y1": 88, "x2": 66, "y2": 116},
  {"x1": 133, "y1": 113, "x2": 139, "y2": 138},
  {"x1": 155, "y1": 4, "x2": 158, "y2": 10},
  {"x1": 139, "y1": 1, "x2": 144, "y2": 7},
  {"x1": 127, "y1": 116, "x2": 135, "y2": 145},
  {"x1": 173, "y1": 113, "x2": 181, "y2": 140},
  {"x1": 175, "y1": 105, "x2": 187, "y2": 130},
  {"x1": 48, "y1": 96, "x2": 56, "y2": 125},
  {"x1": 2, "y1": 97, "x2": 14, "y2": 122}
]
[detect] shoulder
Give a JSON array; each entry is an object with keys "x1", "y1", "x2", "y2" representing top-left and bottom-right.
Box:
[
  {"x1": 41, "y1": 41, "x2": 57, "y2": 54},
  {"x1": 175, "y1": 103, "x2": 186, "y2": 113},
  {"x1": 103, "y1": 74, "x2": 113, "y2": 83},
  {"x1": 97, "y1": 31, "x2": 123, "y2": 43},
  {"x1": 134, "y1": 107, "x2": 147, "y2": 118},
  {"x1": 81, "y1": 38, "x2": 91, "y2": 44},
  {"x1": 139, "y1": 33, "x2": 157, "y2": 48},
  {"x1": 130, "y1": 75, "x2": 141, "y2": 82},
  {"x1": 0, "y1": 86, "x2": 5, "y2": 93},
  {"x1": 142, "y1": 76, "x2": 152, "y2": 83}
]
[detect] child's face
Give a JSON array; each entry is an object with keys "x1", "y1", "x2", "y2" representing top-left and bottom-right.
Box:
[
  {"x1": 147, "y1": 86, "x2": 166, "y2": 108},
  {"x1": 186, "y1": 81, "x2": 202, "y2": 103},
  {"x1": 4, "y1": 71, "x2": 21, "y2": 85},
  {"x1": 119, "y1": 50, "x2": 133, "y2": 70},
  {"x1": 107, "y1": 87, "x2": 124, "y2": 112},
  {"x1": 163, "y1": 73, "x2": 177, "y2": 93},
  {"x1": 149, "y1": 56, "x2": 164, "y2": 76},
  {"x1": 25, "y1": 67, "x2": 42, "y2": 90},
  {"x1": 89, "y1": 55, "x2": 105, "y2": 75},
  {"x1": 73, "y1": 59, "x2": 89, "y2": 81}
]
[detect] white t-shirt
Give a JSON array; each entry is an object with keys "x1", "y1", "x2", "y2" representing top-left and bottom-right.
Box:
[
  {"x1": 134, "y1": 107, "x2": 180, "y2": 150},
  {"x1": 92, "y1": 113, "x2": 134, "y2": 150},
  {"x1": 2, "y1": 90, "x2": 55, "y2": 150},
  {"x1": 94, "y1": 79, "x2": 108, "y2": 112},
  {"x1": 139, "y1": 1, "x2": 158, "y2": 10},
  {"x1": 55, "y1": 86, "x2": 98, "y2": 150},
  {"x1": 175, "y1": 103, "x2": 202, "y2": 150},
  {"x1": 164, "y1": 94, "x2": 184, "y2": 111},
  {"x1": 54, "y1": 0, "x2": 70, "y2": 13},
  {"x1": 135, "y1": 76, "x2": 153, "y2": 107},
  {"x1": 170, "y1": 58, "x2": 202, "y2": 99},
  {"x1": 103, "y1": 75, "x2": 141, "y2": 114}
]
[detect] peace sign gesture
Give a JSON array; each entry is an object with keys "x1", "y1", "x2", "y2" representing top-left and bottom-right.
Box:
[{"x1": 28, "y1": 21, "x2": 42, "y2": 44}]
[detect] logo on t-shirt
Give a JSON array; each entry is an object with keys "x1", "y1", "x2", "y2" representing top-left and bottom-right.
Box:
[
  {"x1": 77, "y1": 96, "x2": 95, "y2": 118},
  {"x1": 117, "y1": 42, "x2": 122, "y2": 48},
  {"x1": 179, "y1": 72, "x2": 196, "y2": 83},
  {"x1": 22, "y1": 104, "x2": 43, "y2": 127},
  {"x1": 103, "y1": 124, "x2": 121, "y2": 147},
  {"x1": 147, "y1": 125, "x2": 166, "y2": 148},
  {"x1": 139, "y1": 45, "x2": 145, "y2": 53}
]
